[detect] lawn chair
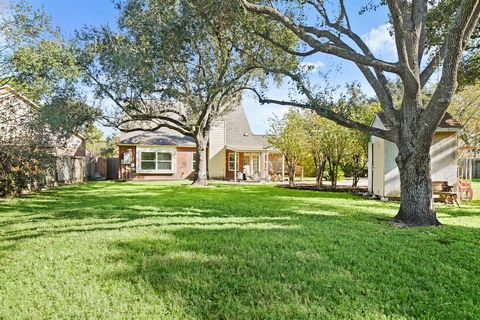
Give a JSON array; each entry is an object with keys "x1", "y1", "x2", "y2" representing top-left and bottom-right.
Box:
[{"x1": 458, "y1": 179, "x2": 474, "y2": 201}]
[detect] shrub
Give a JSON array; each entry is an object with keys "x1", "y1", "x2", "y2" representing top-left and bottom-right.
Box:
[{"x1": 0, "y1": 145, "x2": 56, "y2": 197}]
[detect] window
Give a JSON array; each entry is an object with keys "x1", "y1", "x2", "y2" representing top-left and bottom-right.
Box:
[
  {"x1": 228, "y1": 153, "x2": 238, "y2": 171},
  {"x1": 252, "y1": 155, "x2": 259, "y2": 173},
  {"x1": 157, "y1": 152, "x2": 172, "y2": 170},
  {"x1": 138, "y1": 149, "x2": 175, "y2": 173}
]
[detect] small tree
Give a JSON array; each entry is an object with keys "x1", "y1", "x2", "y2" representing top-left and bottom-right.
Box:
[
  {"x1": 302, "y1": 112, "x2": 328, "y2": 188},
  {"x1": 448, "y1": 84, "x2": 480, "y2": 153},
  {"x1": 0, "y1": 1, "x2": 97, "y2": 197},
  {"x1": 267, "y1": 110, "x2": 308, "y2": 187}
]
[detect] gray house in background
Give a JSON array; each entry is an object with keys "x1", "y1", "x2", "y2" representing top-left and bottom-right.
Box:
[
  {"x1": 368, "y1": 112, "x2": 463, "y2": 199},
  {"x1": 118, "y1": 104, "x2": 285, "y2": 181}
]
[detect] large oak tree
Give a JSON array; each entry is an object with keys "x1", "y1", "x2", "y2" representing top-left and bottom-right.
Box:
[
  {"x1": 235, "y1": 0, "x2": 480, "y2": 226},
  {"x1": 80, "y1": 0, "x2": 293, "y2": 185}
]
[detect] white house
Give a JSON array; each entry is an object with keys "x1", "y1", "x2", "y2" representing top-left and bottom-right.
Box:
[{"x1": 368, "y1": 112, "x2": 463, "y2": 199}]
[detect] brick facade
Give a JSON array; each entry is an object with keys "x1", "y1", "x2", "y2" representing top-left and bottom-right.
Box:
[{"x1": 118, "y1": 145, "x2": 196, "y2": 180}]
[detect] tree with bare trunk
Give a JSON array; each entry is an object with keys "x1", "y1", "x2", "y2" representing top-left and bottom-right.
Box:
[
  {"x1": 235, "y1": 0, "x2": 480, "y2": 226},
  {"x1": 267, "y1": 111, "x2": 308, "y2": 187}
]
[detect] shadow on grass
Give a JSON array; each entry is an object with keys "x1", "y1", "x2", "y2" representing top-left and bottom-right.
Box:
[
  {"x1": 1, "y1": 182, "x2": 480, "y2": 318},
  {"x1": 107, "y1": 220, "x2": 480, "y2": 319}
]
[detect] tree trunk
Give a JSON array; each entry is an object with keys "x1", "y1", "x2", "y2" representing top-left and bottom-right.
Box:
[
  {"x1": 315, "y1": 158, "x2": 326, "y2": 188},
  {"x1": 328, "y1": 158, "x2": 338, "y2": 189},
  {"x1": 192, "y1": 135, "x2": 208, "y2": 186},
  {"x1": 352, "y1": 155, "x2": 360, "y2": 188},
  {"x1": 288, "y1": 163, "x2": 296, "y2": 187},
  {"x1": 392, "y1": 145, "x2": 441, "y2": 227}
]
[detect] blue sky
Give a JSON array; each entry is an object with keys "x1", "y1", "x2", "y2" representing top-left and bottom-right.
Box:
[{"x1": 21, "y1": 0, "x2": 396, "y2": 135}]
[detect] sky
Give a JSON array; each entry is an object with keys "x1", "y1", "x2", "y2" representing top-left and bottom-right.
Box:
[{"x1": 17, "y1": 0, "x2": 397, "y2": 135}]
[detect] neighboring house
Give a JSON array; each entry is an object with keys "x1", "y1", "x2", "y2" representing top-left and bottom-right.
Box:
[
  {"x1": 0, "y1": 85, "x2": 88, "y2": 185},
  {"x1": 368, "y1": 112, "x2": 463, "y2": 198},
  {"x1": 118, "y1": 104, "x2": 285, "y2": 181},
  {"x1": 0, "y1": 85, "x2": 86, "y2": 157}
]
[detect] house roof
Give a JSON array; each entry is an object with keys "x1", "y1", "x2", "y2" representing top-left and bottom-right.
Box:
[
  {"x1": 224, "y1": 104, "x2": 272, "y2": 151},
  {"x1": 119, "y1": 127, "x2": 196, "y2": 146},
  {"x1": 375, "y1": 112, "x2": 463, "y2": 131},
  {"x1": 0, "y1": 85, "x2": 86, "y2": 141},
  {"x1": 0, "y1": 85, "x2": 41, "y2": 110},
  {"x1": 119, "y1": 104, "x2": 276, "y2": 151}
]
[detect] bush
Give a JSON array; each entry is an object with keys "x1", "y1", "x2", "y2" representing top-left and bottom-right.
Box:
[{"x1": 0, "y1": 145, "x2": 56, "y2": 197}]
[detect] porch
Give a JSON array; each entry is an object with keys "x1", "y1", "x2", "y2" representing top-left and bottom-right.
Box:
[{"x1": 225, "y1": 147, "x2": 303, "y2": 182}]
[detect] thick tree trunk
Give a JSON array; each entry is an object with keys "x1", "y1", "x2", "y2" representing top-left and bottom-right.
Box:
[
  {"x1": 392, "y1": 145, "x2": 441, "y2": 227},
  {"x1": 288, "y1": 163, "x2": 296, "y2": 187},
  {"x1": 192, "y1": 135, "x2": 208, "y2": 186}
]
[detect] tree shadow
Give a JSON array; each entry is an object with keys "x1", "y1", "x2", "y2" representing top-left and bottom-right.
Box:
[
  {"x1": 107, "y1": 220, "x2": 480, "y2": 319},
  {"x1": 1, "y1": 182, "x2": 480, "y2": 318}
]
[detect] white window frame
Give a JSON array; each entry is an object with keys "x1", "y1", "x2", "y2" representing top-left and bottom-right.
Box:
[
  {"x1": 136, "y1": 147, "x2": 176, "y2": 174},
  {"x1": 252, "y1": 155, "x2": 260, "y2": 173},
  {"x1": 228, "y1": 153, "x2": 238, "y2": 171}
]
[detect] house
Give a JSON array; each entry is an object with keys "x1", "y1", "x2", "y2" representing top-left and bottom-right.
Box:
[
  {"x1": 368, "y1": 112, "x2": 463, "y2": 198},
  {"x1": 0, "y1": 85, "x2": 88, "y2": 186},
  {"x1": 118, "y1": 104, "x2": 285, "y2": 181},
  {"x1": 0, "y1": 85, "x2": 86, "y2": 157}
]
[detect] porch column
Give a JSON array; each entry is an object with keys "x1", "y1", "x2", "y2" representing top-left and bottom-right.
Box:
[
  {"x1": 282, "y1": 154, "x2": 285, "y2": 182},
  {"x1": 234, "y1": 152, "x2": 238, "y2": 182},
  {"x1": 265, "y1": 152, "x2": 269, "y2": 180}
]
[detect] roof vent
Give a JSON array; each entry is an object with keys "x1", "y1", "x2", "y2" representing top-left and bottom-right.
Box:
[{"x1": 243, "y1": 133, "x2": 249, "y2": 136}]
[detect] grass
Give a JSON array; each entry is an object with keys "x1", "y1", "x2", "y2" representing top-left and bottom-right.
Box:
[{"x1": 0, "y1": 181, "x2": 479, "y2": 319}]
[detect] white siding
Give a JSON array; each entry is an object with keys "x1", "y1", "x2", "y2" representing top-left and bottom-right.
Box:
[
  {"x1": 367, "y1": 142, "x2": 373, "y2": 192},
  {"x1": 372, "y1": 141, "x2": 385, "y2": 196},
  {"x1": 208, "y1": 120, "x2": 226, "y2": 178},
  {"x1": 369, "y1": 116, "x2": 387, "y2": 196},
  {"x1": 431, "y1": 132, "x2": 458, "y2": 187},
  {"x1": 383, "y1": 140, "x2": 401, "y2": 197},
  {"x1": 368, "y1": 115, "x2": 458, "y2": 198}
]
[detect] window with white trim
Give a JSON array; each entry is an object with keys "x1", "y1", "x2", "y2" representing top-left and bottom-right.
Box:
[
  {"x1": 252, "y1": 155, "x2": 259, "y2": 173},
  {"x1": 228, "y1": 153, "x2": 238, "y2": 171},
  {"x1": 138, "y1": 150, "x2": 175, "y2": 173}
]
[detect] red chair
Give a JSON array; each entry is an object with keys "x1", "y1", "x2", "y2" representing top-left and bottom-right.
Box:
[{"x1": 458, "y1": 179, "x2": 474, "y2": 201}]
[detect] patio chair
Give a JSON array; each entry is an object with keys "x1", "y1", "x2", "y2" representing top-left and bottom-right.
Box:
[{"x1": 458, "y1": 179, "x2": 474, "y2": 201}]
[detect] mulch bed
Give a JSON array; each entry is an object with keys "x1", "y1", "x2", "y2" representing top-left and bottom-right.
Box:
[{"x1": 277, "y1": 184, "x2": 368, "y2": 194}]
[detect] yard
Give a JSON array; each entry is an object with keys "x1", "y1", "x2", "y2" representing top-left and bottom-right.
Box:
[{"x1": 1, "y1": 182, "x2": 479, "y2": 319}]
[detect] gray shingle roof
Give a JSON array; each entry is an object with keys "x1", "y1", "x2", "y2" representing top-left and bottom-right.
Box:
[
  {"x1": 224, "y1": 104, "x2": 271, "y2": 151},
  {"x1": 118, "y1": 104, "x2": 274, "y2": 150},
  {"x1": 119, "y1": 127, "x2": 195, "y2": 146}
]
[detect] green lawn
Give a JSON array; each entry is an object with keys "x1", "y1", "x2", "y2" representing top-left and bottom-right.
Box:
[{"x1": 1, "y1": 182, "x2": 479, "y2": 319}]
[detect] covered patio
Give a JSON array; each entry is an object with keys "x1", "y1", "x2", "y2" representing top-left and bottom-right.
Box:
[{"x1": 225, "y1": 146, "x2": 286, "y2": 182}]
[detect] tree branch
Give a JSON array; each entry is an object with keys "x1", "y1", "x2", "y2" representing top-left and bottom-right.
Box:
[
  {"x1": 240, "y1": 0, "x2": 401, "y2": 74},
  {"x1": 244, "y1": 87, "x2": 394, "y2": 142}
]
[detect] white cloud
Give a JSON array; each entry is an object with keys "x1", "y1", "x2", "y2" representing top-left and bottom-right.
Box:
[
  {"x1": 363, "y1": 24, "x2": 396, "y2": 56},
  {"x1": 299, "y1": 60, "x2": 325, "y2": 72}
]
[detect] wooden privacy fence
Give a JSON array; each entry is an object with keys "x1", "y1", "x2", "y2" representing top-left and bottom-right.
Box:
[
  {"x1": 459, "y1": 158, "x2": 480, "y2": 179},
  {"x1": 475, "y1": 159, "x2": 480, "y2": 178},
  {"x1": 56, "y1": 156, "x2": 88, "y2": 184},
  {"x1": 84, "y1": 157, "x2": 119, "y2": 180}
]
